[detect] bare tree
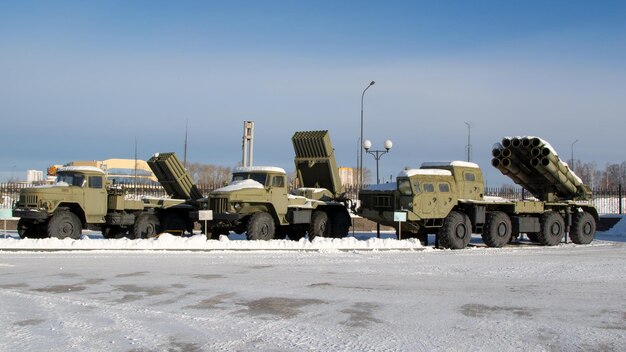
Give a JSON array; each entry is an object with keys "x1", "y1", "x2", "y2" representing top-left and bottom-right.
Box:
[
  {"x1": 186, "y1": 162, "x2": 232, "y2": 188},
  {"x1": 575, "y1": 161, "x2": 597, "y2": 187}
]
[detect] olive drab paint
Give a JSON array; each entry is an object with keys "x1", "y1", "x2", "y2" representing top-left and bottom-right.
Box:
[{"x1": 358, "y1": 137, "x2": 598, "y2": 249}]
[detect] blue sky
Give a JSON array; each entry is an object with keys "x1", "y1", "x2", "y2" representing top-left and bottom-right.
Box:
[{"x1": 1, "y1": 0, "x2": 624, "y2": 185}]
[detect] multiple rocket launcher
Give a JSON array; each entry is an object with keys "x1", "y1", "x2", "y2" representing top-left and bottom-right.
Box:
[
  {"x1": 144, "y1": 135, "x2": 592, "y2": 204},
  {"x1": 491, "y1": 136, "x2": 592, "y2": 202}
]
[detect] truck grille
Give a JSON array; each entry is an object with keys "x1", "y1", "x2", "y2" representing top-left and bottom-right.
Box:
[
  {"x1": 19, "y1": 194, "x2": 38, "y2": 207},
  {"x1": 360, "y1": 192, "x2": 395, "y2": 211},
  {"x1": 210, "y1": 197, "x2": 229, "y2": 213}
]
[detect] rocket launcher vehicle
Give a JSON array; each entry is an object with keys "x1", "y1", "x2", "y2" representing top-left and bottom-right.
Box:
[{"x1": 491, "y1": 136, "x2": 592, "y2": 202}]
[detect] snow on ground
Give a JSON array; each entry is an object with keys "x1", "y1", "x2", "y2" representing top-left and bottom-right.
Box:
[
  {"x1": 1, "y1": 217, "x2": 625, "y2": 351},
  {"x1": 0, "y1": 233, "x2": 425, "y2": 251}
]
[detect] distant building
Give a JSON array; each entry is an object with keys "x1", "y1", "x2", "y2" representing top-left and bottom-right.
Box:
[
  {"x1": 26, "y1": 170, "x2": 44, "y2": 183},
  {"x1": 67, "y1": 158, "x2": 159, "y2": 185},
  {"x1": 338, "y1": 167, "x2": 356, "y2": 189}
]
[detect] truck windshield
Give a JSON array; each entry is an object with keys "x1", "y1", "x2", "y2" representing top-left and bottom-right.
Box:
[
  {"x1": 232, "y1": 173, "x2": 268, "y2": 186},
  {"x1": 398, "y1": 179, "x2": 413, "y2": 195},
  {"x1": 56, "y1": 173, "x2": 85, "y2": 187}
]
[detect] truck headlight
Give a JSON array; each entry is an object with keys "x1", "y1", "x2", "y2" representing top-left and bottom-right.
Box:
[{"x1": 233, "y1": 203, "x2": 242, "y2": 211}]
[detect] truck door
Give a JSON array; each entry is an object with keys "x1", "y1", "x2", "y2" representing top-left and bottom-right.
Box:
[
  {"x1": 419, "y1": 182, "x2": 438, "y2": 217},
  {"x1": 84, "y1": 175, "x2": 107, "y2": 223},
  {"x1": 437, "y1": 182, "x2": 454, "y2": 216},
  {"x1": 270, "y1": 175, "x2": 288, "y2": 223}
]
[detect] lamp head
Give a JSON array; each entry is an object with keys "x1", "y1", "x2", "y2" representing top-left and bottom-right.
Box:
[
  {"x1": 370, "y1": 81, "x2": 375, "y2": 86},
  {"x1": 363, "y1": 139, "x2": 372, "y2": 151},
  {"x1": 384, "y1": 139, "x2": 393, "y2": 151}
]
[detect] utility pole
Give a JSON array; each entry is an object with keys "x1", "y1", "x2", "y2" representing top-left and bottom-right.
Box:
[
  {"x1": 465, "y1": 122, "x2": 471, "y2": 162},
  {"x1": 183, "y1": 119, "x2": 189, "y2": 168}
]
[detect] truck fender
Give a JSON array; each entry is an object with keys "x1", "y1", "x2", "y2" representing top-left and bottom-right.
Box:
[{"x1": 57, "y1": 203, "x2": 87, "y2": 227}]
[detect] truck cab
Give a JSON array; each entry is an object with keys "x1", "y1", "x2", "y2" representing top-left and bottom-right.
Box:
[
  {"x1": 203, "y1": 130, "x2": 351, "y2": 241},
  {"x1": 358, "y1": 161, "x2": 484, "y2": 244},
  {"x1": 14, "y1": 166, "x2": 108, "y2": 238},
  {"x1": 360, "y1": 162, "x2": 483, "y2": 226},
  {"x1": 206, "y1": 166, "x2": 289, "y2": 230}
]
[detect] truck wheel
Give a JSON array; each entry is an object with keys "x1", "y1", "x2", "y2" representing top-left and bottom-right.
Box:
[
  {"x1": 309, "y1": 211, "x2": 330, "y2": 241},
  {"x1": 246, "y1": 212, "x2": 275, "y2": 240},
  {"x1": 481, "y1": 211, "x2": 512, "y2": 248},
  {"x1": 438, "y1": 211, "x2": 472, "y2": 249},
  {"x1": 47, "y1": 211, "x2": 82, "y2": 239},
  {"x1": 538, "y1": 211, "x2": 564, "y2": 246},
  {"x1": 133, "y1": 214, "x2": 160, "y2": 239},
  {"x1": 160, "y1": 213, "x2": 186, "y2": 235},
  {"x1": 17, "y1": 219, "x2": 42, "y2": 238},
  {"x1": 330, "y1": 212, "x2": 351, "y2": 238},
  {"x1": 570, "y1": 212, "x2": 596, "y2": 245}
]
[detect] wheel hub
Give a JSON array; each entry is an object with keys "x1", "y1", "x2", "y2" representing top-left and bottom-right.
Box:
[
  {"x1": 62, "y1": 223, "x2": 74, "y2": 235},
  {"x1": 455, "y1": 224, "x2": 467, "y2": 239},
  {"x1": 497, "y1": 223, "x2": 507, "y2": 237}
]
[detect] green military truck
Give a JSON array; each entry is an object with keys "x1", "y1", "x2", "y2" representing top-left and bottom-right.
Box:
[
  {"x1": 13, "y1": 153, "x2": 201, "y2": 239},
  {"x1": 202, "y1": 130, "x2": 351, "y2": 240},
  {"x1": 358, "y1": 136, "x2": 598, "y2": 249}
]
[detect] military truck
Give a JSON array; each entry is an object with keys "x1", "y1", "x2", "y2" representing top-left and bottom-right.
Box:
[
  {"x1": 202, "y1": 130, "x2": 351, "y2": 240},
  {"x1": 13, "y1": 153, "x2": 201, "y2": 239},
  {"x1": 358, "y1": 136, "x2": 597, "y2": 249}
]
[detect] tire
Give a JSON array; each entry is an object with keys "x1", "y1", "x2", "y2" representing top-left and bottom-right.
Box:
[
  {"x1": 133, "y1": 214, "x2": 160, "y2": 239},
  {"x1": 160, "y1": 213, "x2": 187, "y2": 235},
  {"x1": 47, "y1": 211, "x2": 82, "y2": 239},
  {"x1": 437, "y1": 211, "x2": 472, "y2": 249},
  {"x1": 481, "y1": 211, "x2": 512, "y2": 248},
  {"x1": 570, "y1": 212, "x2": 596, "y2": 245},
  {"x1": 330, "y1": 211, "x2": 351, "y2": 238},
  {"x1": 17, "y1": 219, "x2": 42, "y2": 239},
  {"x1": 246, "y1": 212, "x2": 275, "y2": 240},
  {"x1": 308, "y1": 210, "x2": 330, "y2": 241},
  {"x1": 537, "y1": 211, "x2": 564, "y2": 246}
]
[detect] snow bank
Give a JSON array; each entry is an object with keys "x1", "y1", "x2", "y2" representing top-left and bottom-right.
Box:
[
  {"x1": 2, "y1": 215, "x2": 623, "y2": 251},
  {"x1": 0, "y1": 234, "x2": 426, "y2": 251}
]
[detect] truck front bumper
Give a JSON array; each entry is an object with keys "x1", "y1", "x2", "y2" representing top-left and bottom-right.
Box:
[
  {"x1": 13, "y1": 208, "x2": 48, "y2": 220},
  {"x1": 189, "y1": 211, "x2": 241, "y2": 222},
  {"x1": 213, "y1": 213, "x2": 241, "y2": 222}
]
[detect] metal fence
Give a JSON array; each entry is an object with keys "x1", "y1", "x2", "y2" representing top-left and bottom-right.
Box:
[{"x1": 1, "y1": 182, "x2": 624, "y2": 214}]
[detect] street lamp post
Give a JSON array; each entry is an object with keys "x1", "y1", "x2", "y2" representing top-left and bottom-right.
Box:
[
  {"x1": 359, "y1": 81, "x2": 375, "y2": 194},
  {"x1": 571, "y1": 139, "x2": 579, "y2": 172},
  {"x1": 465, "y1": 122, "x2": 471, "y2": 162},
  {"x1": 364, "y1": 139, "x2": 392, "y2": 237},
  {"x1": 363, "y1": 139, "x2": 393, "y2": 184}
]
